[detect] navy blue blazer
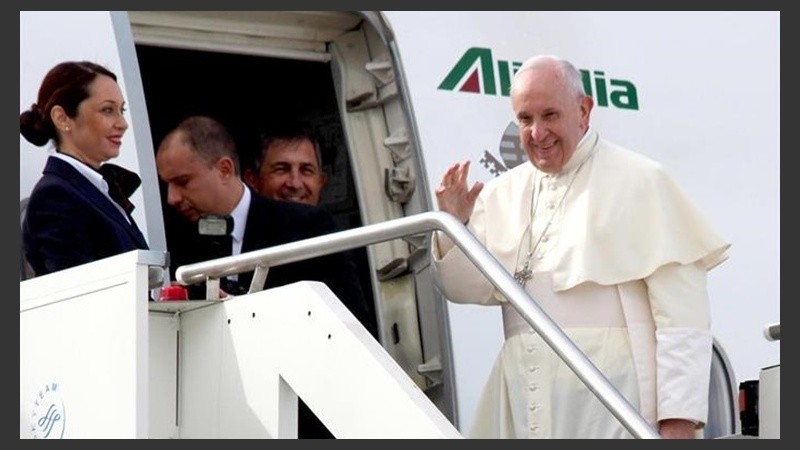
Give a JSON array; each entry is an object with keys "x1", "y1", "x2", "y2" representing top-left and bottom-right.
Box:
[{"x1": 22, "y1": 156, "x2": 149, "y2": 277}]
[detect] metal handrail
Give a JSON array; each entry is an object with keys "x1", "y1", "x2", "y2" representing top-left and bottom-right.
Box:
[{"x1": 175, "y1": 211, "x2": 660, "y2": 439}]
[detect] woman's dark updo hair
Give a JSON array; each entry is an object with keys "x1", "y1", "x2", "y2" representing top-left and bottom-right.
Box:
[{"x1": 20, "y1": 61, "x2": 117, "y2": 147}]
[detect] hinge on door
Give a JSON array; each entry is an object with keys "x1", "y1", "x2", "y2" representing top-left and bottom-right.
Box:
[
  {"x1": 384, "y1": 130, "x2": 411, "y2": 164},
  {"x1": 367, "y1": 59, "x2": 398, "y2": 106},
  {"x1": 347, "y1": 59, "x2": 398, "y2": 111},
  {"x1": 347, "y1": 83, "x2": 397, "y2": 111},
  {"x1": 417, "y1": 355, "x2": 443, "y2": 386},
  {"x1": 375, "y1": 240, "x2": 429, "y2": 281},
  {"x1": 383, "y1": 130, "x2": 414, "y2": 202},
  {"x1": 384, "y1": 166, "x2": 415, "y2": 204},
  {"x1": 365, "y1": 60, "x2": 394, "y2": 86}
]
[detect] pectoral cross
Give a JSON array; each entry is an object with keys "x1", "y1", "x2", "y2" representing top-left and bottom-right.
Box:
[{"x1": 513, "y1": 263, "x2": 532, "y2": 287}]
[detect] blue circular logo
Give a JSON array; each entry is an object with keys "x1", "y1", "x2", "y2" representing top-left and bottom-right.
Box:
[{"x1": 30, "y1": 382, "x2": 65, "y2": 439}]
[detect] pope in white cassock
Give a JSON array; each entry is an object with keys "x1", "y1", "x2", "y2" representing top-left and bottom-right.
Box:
[{"x1": 431, "y1": 55, "x2": 730, "y2": 439}]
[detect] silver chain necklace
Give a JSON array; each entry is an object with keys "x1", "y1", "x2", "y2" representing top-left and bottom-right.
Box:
[{"x1": 513, "y1": 148, "x2": 596, "y2": 287}]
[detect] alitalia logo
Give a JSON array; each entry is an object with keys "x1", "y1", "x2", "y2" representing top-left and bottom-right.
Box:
[{"x1": 438, "y1": 47, "x2": 639, "y2": 110}]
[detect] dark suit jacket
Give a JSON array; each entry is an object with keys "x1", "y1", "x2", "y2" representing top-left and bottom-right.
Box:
[
  {"x1": 166, "y1": 188, "x2": 374, "y2": 335},
  {"x1": 22, "y1": 156, "x2": 149, "y2": 277}
]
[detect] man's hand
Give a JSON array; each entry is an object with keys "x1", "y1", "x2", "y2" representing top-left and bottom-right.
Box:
[
  {"x1": 658, "y1": 418, "x2": 697, "y2": 439},
  {"x1": 435, "y1": 160, "x2": 484, "y2": 224}
]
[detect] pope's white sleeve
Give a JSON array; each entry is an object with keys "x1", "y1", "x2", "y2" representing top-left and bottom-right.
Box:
[
  {"x1": 645, "y1": 261, "x2": 712, "y2": 426},
  {"x1": 430, "y1": 195, "x2": 498, "y2": 305}
]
